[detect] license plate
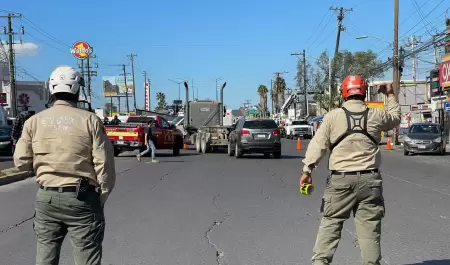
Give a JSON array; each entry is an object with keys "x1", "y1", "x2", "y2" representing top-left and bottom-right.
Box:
[
  {"x1": 211, "y1": 136, "x2": 218, "y2": 140},
  {"x1": 117, "y1": 140, "x2": 124, "y2": 145},
  {"x1": 417, "y1": 144, "x2": 426, "y2": 149},
  {"x1": 257, "y1": 134, "x2": 266, "y2": 138}
]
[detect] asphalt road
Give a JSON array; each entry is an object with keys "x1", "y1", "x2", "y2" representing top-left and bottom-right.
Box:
[{"x1": 0, "y1": 139, "x2": 449, "y2": 265}]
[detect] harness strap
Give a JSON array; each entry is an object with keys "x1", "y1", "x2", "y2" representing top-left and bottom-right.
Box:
[{"x1": 330, "y1": 107, "x2": 378, "y2": 153}]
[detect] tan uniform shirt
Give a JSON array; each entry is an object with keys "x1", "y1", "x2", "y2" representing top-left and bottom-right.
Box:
[
  {"x1": 14, "y1": 100, "x2": 116, "y2": 204},
  {"x1": 302, "y1": 95, "x2": 401, "y2": 173}
]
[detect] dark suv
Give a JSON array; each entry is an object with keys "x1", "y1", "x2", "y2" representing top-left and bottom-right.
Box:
[{"x1": 228, "y1": 118, "x2": 282, "y2": 158}]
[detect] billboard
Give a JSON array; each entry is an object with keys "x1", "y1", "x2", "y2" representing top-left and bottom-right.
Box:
[
  {"x1": 102, "y1": 75, "x2": 134, "y2": 97},
  {"x1": 439, "y1": 55, "x2": 450, "y2": 89}
]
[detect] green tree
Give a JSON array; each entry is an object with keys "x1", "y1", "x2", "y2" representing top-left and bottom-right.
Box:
[
  {"x1": 257, "y1": 84, "x2": 269, "y2": 117},
  {"x1": 155, "y1": 92, "x2": 167, "y2": 111},
  {"x1": 298, "y1": 49, "x2": 385, "y2": 112}
]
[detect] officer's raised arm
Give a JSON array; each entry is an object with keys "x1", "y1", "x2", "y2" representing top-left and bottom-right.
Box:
[
  {"x1": 13, "y1": 118, "x2": 34, "y2": 172},
  {"x1": 379, "y1": 83, "x2": 402, "y2": 130},
  {"x1": 91, "y1": 115, "x2": 116, "y2": 205},
  {"x1": 302, "y1": 114, "x2": 331, "y2": 173}
]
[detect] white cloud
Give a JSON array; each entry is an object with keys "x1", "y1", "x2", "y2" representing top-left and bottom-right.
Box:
[{"x1": 1, "y1": 42, "x2": 39, "y2": 56}]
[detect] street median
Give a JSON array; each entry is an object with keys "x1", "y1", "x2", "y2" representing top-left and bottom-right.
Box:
[{"x1": 0, "y1": 167, "x2": 34, "y2": 186}]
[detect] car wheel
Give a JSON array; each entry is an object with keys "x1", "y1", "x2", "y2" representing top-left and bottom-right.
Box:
[
  {"x1": 235, "y1": 142, "x2": 243, "y2": 158},
  {"x1": 114, "y1": 148, "x2": 121, "y2": 157},
  {"x1": 403, "y1": 149, "x2": 409, "y2": 156},
  {"x1": 263, "y1": 152, "x2": 271, "y2": 158},
  {"x1": 273, "y1": 151, "x2": 281, "y2": 159},
  {"x1": 227, "y1": 142, "x2": 234, "y2": 156}
]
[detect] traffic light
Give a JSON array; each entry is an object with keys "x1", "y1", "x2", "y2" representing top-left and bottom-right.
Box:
[
  {"x1": 445, "y1": 18, "x2": 450, "y2": 54},
  {"x1": 429, "y1": 69, "x2": 441, "y2": 97}
]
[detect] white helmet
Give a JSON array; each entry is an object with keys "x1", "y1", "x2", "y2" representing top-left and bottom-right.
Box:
[{"x1": 48, "y1": 66, "x2": 84, "y2": 95}]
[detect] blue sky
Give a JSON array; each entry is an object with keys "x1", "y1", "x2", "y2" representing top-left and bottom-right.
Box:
[{"x1": 2, "y1": 0, "x2": 448, "y2": 110}]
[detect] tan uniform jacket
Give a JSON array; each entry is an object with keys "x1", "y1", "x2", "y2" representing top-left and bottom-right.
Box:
[
  {"x1": 302, "y1": 95, "x2": 401, "y2": 173},
  {"x1": 13, "y1": 100, "x2": 116, "y2": 204}
]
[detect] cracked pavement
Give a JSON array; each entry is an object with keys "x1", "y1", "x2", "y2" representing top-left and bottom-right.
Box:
[{"x1": 0, "y1": 139, "x2": 449, "y2": 264}]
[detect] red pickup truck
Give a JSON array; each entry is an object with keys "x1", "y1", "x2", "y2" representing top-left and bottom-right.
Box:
[{"x1": 105, "y1": 115, "x2": 183, "y2": 157}]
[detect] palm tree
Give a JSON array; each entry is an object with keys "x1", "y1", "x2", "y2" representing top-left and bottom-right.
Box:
[
  {"x1": 275, "y1": 77, "x2": 286, "y2": 111},
  {"x1": 257, "y1": 85, "x2": 268, "y2": 117},
  {"x1": 270, "y1": 88, "x2": 276, "y2": 114},
  {"x1": 155, "y1": 92, "x2": 166, "y2": 111}
]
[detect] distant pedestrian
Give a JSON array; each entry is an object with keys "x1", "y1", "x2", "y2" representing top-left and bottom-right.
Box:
[
  {"x1": 14, "y1": 65, "x2": 116, "y2": 265},
  {"x1": 137, "y1": 119, "x2": 159, "y2": 163},
  {"x1": 300, "y1": 75, "x2": 401, "y2": 265}
]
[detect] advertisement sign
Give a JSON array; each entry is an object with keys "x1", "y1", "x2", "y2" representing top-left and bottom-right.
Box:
[
  {"x1": 366, "y1": 101, "x2": 384, "y2": 109},
  {"x1": 439, "y1": 56, "x2": 450, "y2": 88},
  {"x1": 102, "y1": 75, "x2": 134, "y2": 97},
  {"x1": 0, "y1": 93, "x2": 6, "y2": 104},
  {"x1": 70, "y1": 41, "x2": 93, "y2": 60}
]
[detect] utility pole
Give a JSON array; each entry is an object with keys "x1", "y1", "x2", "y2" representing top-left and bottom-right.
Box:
[
  {"x1": 122, "y1": 64, "x2": 130, "y2": 113},
  {"x1": 329, "y1": 6, "x2": 352, "y2": 109},
  {"x1": 1, "y1": 13, "x2": 24, "y2": 117},
  {"x1": 406, "y1": 35, "x2": 421, "y2": 105},
  {"x1": 433, "y1": 35, "x2": 438, "y2": 67},
  {"x1": 393, "y1": 0, "x2": 400, "y2": 145},
  {"x1": 127, "y1": 53, "x2": 137, "y2": 110},
  {"x1": 290, "y1": 51, "x2": 308, "y2": 117},
  {"x1": 79, "y1": 54, "x2": 98, "y2": 111}
]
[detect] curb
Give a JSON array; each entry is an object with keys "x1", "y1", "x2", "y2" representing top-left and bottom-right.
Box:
[{"x1": 0, "y1": 167, "x2": 33, "y2": 186}]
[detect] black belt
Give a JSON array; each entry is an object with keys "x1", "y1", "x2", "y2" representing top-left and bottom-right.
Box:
[
  {"x1": 331, "y1": 169, "x2": 379, "y2": 175},
  {"x1": 39, "y1": 185, "x2": 97, "y2": 193}
]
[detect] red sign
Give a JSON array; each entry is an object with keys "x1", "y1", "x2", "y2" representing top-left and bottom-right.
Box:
[
  {"x1": 439, "y1": 59, "x2": 450, "y2": 88},
  {"x1": 19, "y1": 93, "x2": 30, "y2": 105},
  {"x1": 0, "y1": 93, "x2": 6, "y2": 104},
  {"x1": 70, "y1": 41, "x2": 93, "y2": 60}
]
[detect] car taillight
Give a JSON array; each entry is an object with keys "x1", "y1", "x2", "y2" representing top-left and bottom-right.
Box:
[
  {"x1": 273, "y1": 129, "x2": 280, "y2": 135},
  {"x1": 240, "y1": 129, "x2": 250, "y2": 135}
]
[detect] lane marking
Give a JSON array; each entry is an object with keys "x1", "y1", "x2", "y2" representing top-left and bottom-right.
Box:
[{"x1": 382, "y1": 172, "x2": 450, "y2": 196}]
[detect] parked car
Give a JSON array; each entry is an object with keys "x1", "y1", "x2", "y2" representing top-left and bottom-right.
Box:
[
  {"x1": 228, "y1": 118, "x2": 281, "y2": 159},
  {"x1": 403, "y1": 122, "x2": 446, "y2": 156},
  {"x1": 0, "y1": 126, "x2": 13, "y2": 155}
]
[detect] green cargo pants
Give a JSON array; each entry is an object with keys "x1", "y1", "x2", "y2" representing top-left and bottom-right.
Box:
[
  {"x1": 34, "y1": 187, "x2": 105, "y2": 265},
  {"x1": 312, "y1": 171, "x2": 385, "y2": 265}
]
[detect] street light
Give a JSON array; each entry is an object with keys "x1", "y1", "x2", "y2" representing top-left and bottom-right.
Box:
[
  {"x1": 168, "y1": 78, "x2": 184, "y2": 100},
  {"x1": 215, "y1": 77, "x2": 224, "y2": 101},
  {"x1": 356, "y1": 35, "x2": 391, "y2": 45}
]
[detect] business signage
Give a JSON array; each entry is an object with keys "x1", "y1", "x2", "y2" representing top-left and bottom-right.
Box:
[
  {"x1": 439, "y1": 56, "x2": 450, "y2": 88},
  {"x1": 70, "y1": 41, "x2": 93, "y2": 60}
]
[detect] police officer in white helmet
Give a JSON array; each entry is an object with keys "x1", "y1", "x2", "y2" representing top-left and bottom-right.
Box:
[{"x1": 14, "y1": 66, "x2": 116, "y2": 265}]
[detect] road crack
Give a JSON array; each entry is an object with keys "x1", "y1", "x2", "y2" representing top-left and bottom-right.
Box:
[
  {"x1": 0, "y1": 215, "x2": 34, "y2": 235},
  {"x1": 205, "y1": 212, "x2": 231, "y2": 265}
]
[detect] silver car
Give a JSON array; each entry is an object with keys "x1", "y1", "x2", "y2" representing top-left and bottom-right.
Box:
[{"x1": 228, "y1": 118, "x2": 282, "y2": 158}]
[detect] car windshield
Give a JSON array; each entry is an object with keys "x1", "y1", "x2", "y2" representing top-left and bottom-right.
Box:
[
  {"x1": 171, "y1": 116, "x2": 183, "y2": 124},
  {"x1": 409, "y1": 124, "x2": 440, "y2": 134},
  {"x1": 127, "y1": 117, "x2": 155, "y2": 123},
  {"x1": 0, "y1": 128, "x2": 11, "y2": 137},
  {"x1": 243, "y1": 120, "x2": 278, "y2": 129},
  {"x1": 292, "y1": 120, "x2": 309, "y2": 125}
]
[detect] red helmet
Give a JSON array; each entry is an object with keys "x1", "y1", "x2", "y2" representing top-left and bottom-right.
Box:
[{"x1": 341, "y1": 75, "x2": 367, "y2": 99}]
